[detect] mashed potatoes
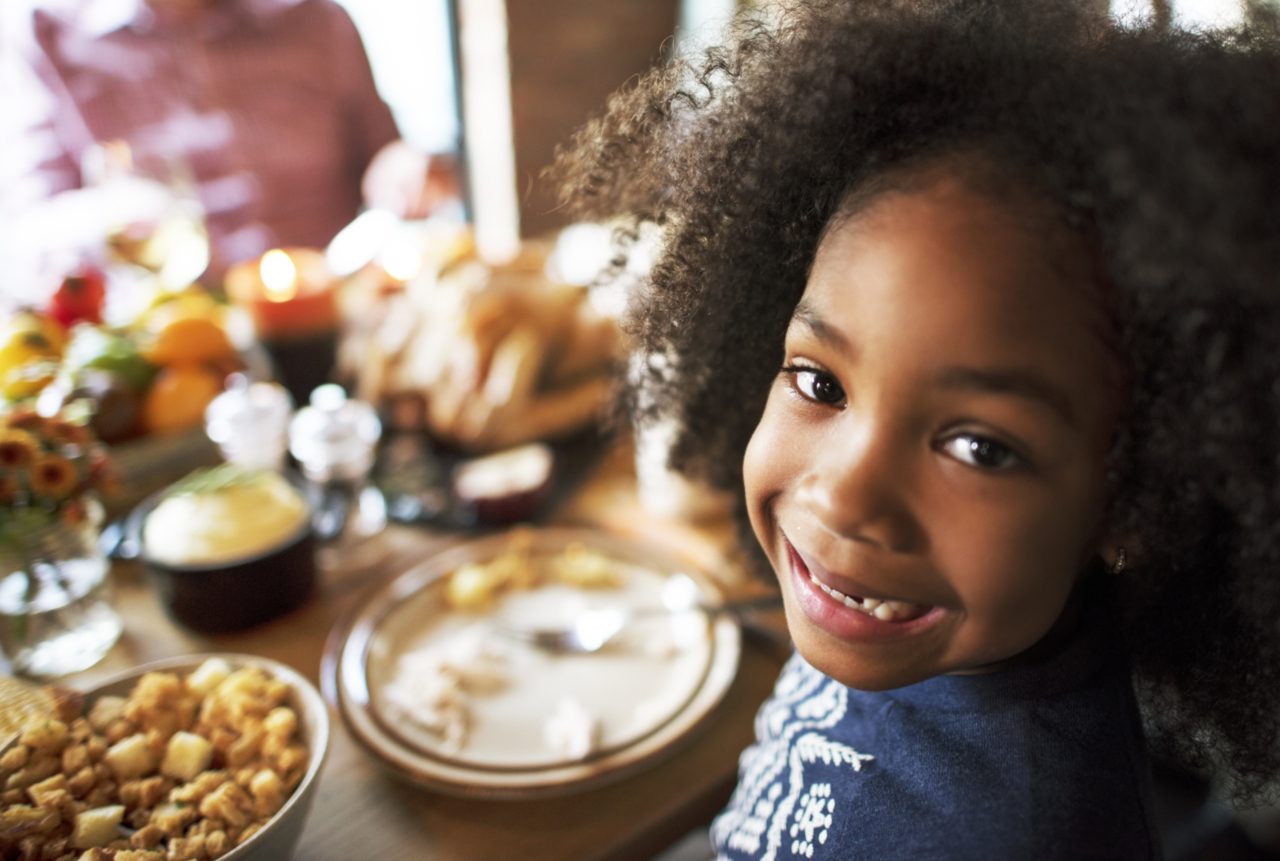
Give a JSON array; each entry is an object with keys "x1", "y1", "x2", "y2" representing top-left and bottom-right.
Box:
[{"x1": 143, "y1": 468, "x2": 309, "y2": 567}]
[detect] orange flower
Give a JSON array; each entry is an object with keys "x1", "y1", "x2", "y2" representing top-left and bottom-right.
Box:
[
  {"x1": 28, "y1": 453, "x2": 79, "y2": 500},
  {"x1": 0, "y1": 428, "x2": 40, "y2": 470}
]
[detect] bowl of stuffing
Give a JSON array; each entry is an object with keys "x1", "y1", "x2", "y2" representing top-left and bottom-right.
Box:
[{"x1": 0, "y1": 653, "x2": 330, "y2": 860}]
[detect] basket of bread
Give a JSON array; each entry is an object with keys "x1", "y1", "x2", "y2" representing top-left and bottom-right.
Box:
[{"x1": 345, "y1": 238, "x2": 622, "y2": 455}]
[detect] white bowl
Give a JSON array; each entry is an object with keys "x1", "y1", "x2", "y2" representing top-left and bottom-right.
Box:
[{"x1": 82, "y1": 653, "x2": 329, "y2": 860}]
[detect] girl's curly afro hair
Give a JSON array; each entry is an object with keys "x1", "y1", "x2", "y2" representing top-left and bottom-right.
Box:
[{"x1": 554, "y1": 0, "x2": 1280, "y2": 803}]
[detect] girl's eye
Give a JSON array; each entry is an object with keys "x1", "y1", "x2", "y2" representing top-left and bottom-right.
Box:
[
  {"x1": 941, "y1": 434, "x2": 1023, "y2": 471},
  {"x1": 782, "y1": 365, "x2": 846, "y2": 406}
]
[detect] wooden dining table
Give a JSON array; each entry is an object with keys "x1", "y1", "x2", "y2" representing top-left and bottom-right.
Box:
[{"x1": 46, "y1": 433, "x2": 791, "y2": 861}]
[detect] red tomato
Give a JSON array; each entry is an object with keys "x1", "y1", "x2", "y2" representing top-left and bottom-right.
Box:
[{"x1": 47, "y1": 265, "x2": 107, "y2": 327}]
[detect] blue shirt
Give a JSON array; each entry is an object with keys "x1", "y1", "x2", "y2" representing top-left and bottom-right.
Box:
[{"x1": 711, "y1": 612, "x2": 1160, "y2": 859}]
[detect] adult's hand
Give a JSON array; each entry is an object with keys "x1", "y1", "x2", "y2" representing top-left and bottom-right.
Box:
[{"x1": 361, "y1": 141, "x2": 461, "y2": 219}]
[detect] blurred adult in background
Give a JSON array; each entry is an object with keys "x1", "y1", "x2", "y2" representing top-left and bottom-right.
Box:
[{"x1": 3, "y1": 0, "x2": 458, "y2": 284}]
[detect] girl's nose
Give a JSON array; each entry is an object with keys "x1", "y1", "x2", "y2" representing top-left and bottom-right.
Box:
[{"x1": 796, "y1": 418, "x2": 918, "y2": 553}]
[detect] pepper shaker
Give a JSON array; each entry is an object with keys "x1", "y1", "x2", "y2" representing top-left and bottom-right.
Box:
[{"x1": 288, "y1": 384, "x2": 385, "y2": 540}]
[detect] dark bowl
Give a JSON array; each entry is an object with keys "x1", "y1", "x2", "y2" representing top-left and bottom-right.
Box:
[{"x1": 123, "y1": 484, "x2": 317, "y2": 633}]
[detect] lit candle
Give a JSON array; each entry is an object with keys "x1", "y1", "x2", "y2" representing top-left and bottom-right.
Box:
[
  {"x1": 226, "y1": 248, "x2": 339, "y2": 341},
  {"x1": 225, "y1": 247, "x2": 341, "y2": 404}
]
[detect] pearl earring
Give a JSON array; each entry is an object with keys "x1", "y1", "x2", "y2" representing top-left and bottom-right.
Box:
[{"x1": 1109, "y1": 547, "x2": 1127, "y2": 576}]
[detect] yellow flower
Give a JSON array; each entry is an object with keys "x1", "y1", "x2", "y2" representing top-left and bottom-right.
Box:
[
  {"x1": 28, "y1": 453, "x2": 79, "y2": 500},
  {"x1": 0, "y1": 428, "x2": 39, "y2": 470}
]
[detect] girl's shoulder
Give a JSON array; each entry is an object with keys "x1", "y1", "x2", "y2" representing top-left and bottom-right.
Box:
[{"x1": 713, "y1": 624, "x2": 1158, "y2": 859}]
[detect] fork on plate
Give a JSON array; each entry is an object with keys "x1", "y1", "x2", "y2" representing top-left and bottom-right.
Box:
[{"x1": 495, "y1": 593, "x2": 783, "y2": 655}]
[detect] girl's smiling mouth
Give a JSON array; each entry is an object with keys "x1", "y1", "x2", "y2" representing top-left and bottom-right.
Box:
[{"x1": 784, "y1": 538, "x2": 945, "y2": 639}]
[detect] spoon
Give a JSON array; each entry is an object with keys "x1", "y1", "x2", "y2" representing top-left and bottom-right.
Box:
[{"x1": 496, "y1": 593, "x2": 783, "y2": 655}]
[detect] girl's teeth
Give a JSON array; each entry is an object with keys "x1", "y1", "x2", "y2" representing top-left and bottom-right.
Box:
[{"x1": 809, "y1": 574, "x2": 924, "y2": 622}]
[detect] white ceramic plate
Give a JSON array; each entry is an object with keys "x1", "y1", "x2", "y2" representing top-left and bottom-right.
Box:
[{"x1": 326, "y1": 527, "x2": 741, "y2": 798}]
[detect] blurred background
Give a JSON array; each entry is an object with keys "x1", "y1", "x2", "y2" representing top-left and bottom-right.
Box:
[{"x1": 1, "y1": 0, "x2": 1276, "y2": 307}]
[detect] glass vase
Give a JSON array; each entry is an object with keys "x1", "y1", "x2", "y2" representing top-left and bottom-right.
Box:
[{"x1": 0, "y1": 502, "x2": 122, "y2": 677}]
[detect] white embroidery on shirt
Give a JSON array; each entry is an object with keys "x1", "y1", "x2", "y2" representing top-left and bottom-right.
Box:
[
  {"x1": 713, "y1": 656, "x2": 874, "y2": 860},
  {"x1": 789, "y1": 782, "x2": 833, "y2": 858}
]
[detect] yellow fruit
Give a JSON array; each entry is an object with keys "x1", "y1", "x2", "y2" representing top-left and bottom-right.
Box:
[
  {"x1": 141, "y1": 317, "x2": 235, "y2": 366},
  {"x1": 142, "y1": 364, "x2": 223, "y2": 434},
  {"x1": 2, "y1": 311, "x2": 68, "y2": 355},
  {"x1": 136, "y1": 288, "x2": 220, "y2": 335},
  {"x1": 0, "y1": 330, "x2": 61, "y2": 381},
  {"x1": 0, "y1": 360, "x2": 58, "y2": 401}
]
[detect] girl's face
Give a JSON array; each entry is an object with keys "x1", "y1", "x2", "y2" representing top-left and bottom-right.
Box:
[{"x1": 743, "y1": 173, "x2": 1122, "y2": 691}]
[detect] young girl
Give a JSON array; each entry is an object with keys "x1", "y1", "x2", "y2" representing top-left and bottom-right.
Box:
[{"x1": 555, "y1": 0, "x2": 1280, "y2": 856}]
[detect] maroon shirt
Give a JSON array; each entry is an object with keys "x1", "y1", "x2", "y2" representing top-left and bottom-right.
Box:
[{"x1": 11, "y1": 0, "x2": 400, "y2": 273}]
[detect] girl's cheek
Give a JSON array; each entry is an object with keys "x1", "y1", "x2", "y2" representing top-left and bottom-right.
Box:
[{"x1": 743, "y1": 395, "x2": 793, "y2": 538}]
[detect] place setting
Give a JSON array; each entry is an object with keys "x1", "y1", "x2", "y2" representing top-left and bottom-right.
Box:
[{"x1": 323, "y1": 526, "x2": 778, "y2": 799}]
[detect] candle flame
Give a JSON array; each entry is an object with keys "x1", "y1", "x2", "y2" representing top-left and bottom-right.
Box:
[{"x1": 260, "y1": 250, "x2": 298, "y2": 302}]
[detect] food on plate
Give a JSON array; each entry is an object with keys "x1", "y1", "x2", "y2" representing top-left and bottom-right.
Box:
[
  {"x1": 380, "y1": 627, "x2": 511, "y2": 753},
  {"x1": 381, "y1": 630, "x2": 608, "y2": 760},
  {"x1": 550, "y1": 541, "x2": 625, "y2": 589},
  {"x1": 543, "y1": 699, "x2": 599, "y2": 760},
  {"x1": 347, "y1": 241, "x2": 622, "y2": 452},
  {"x1": 0, "y1": 658, "x2": 309, "y2": 859},
  {"x1": 442, "y1": 532, "x2": 621, "y2": 611},
  {"x1": 451, "y1": 442, "x2": 555, "y2": 524},
  {"x1": 383, "y1": 539, "x2": 659, "y2": 760},
  {"x1": 143, "y1": 465, "x2": 309, "y2": 567}
]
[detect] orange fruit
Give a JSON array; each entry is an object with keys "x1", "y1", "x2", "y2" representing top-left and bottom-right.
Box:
[
  {"x1": 141, "y1": 316, "x2": 235, "y2": 366},
  {"x1": 136, "y1": 288, "x2": 219, "y2": 333},
  {"x1": 142, "y1": 364, "x2": 223, "y2": 434}
]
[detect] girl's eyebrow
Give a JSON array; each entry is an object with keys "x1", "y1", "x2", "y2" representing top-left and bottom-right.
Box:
[
  {"x1": 790, "y1": 300, "x2": 856, "y2": 356},
  {"x1": 933, "y1": 366, "x2": 1077, "y2": 428},
  {"x1": 791, "y1": 300, "x2": 1078, "y2": 427}
]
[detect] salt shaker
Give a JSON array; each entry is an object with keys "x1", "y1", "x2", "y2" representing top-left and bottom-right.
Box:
[
  {"x1": 204, "y1": 377, "x2": 294, "y2": 471},
  {"x1": 288, "y1": 384, "x2": 385, "y2": 539}
]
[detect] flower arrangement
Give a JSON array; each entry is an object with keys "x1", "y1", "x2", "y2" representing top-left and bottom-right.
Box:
[
  {"x1": 0, "y1": 406, "x2": 120, "y2": 660},
  {"x1": 0, "y1": 407, "x2": 122, "y2": 674},
  {"x1": 0, "y1": 406, "x2": 117, "y2": 544}
]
